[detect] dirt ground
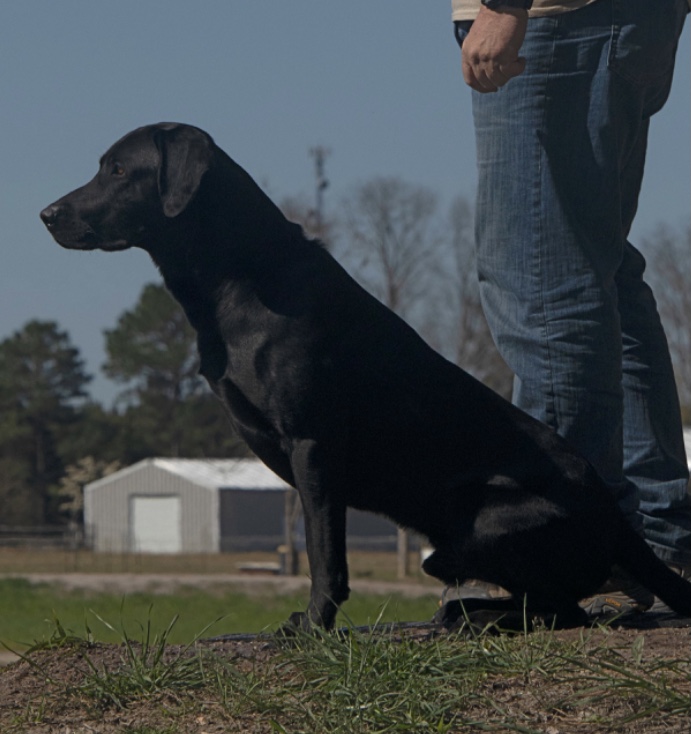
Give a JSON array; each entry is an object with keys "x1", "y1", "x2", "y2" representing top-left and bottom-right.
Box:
[
  {"x1": 1, "y1": 574, "x2": 689, "y2": 733},
  {"x1": 0, "y1": 623, "x2": 689, "y2": 734}
]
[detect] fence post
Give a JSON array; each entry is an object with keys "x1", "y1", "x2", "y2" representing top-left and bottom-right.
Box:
[
  {"x1": 282, "y1": 491, "x2": 301, "y2": 576},
  {"x1": 397, "y1": 528, "x2": 409, "y2": 579}
]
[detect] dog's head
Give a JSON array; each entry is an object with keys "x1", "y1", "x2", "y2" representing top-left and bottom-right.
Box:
[{"x1": 40, "y1": 122, "x2": 214, "y2": 251}]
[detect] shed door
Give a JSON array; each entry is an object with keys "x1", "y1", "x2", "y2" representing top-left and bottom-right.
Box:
[{"x1": 131, "y1": 495, "x2": 182, "y2": 553}]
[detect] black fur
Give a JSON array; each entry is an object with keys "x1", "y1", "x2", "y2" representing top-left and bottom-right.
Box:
[{"x1": 41, "y1": 123, "x2": 691, "y2": 631}]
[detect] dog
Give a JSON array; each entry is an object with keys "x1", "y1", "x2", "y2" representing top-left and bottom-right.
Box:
[{"x1": 41, "y1": 123, "x2": 691, "y2": 631}]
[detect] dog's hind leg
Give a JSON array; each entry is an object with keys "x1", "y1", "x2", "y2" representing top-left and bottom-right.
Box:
[{"x1": 421, "y1": 548, "x2": 471, "y2": 586}]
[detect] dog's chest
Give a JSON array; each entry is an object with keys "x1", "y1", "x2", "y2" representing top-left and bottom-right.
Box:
[{"x1": 213, "y1": 367, "x2": 300, "y2": 441}]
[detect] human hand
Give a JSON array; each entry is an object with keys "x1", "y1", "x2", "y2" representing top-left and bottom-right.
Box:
[{"x1": 461, "y1": 6, "x2": 528, "y2": 93}]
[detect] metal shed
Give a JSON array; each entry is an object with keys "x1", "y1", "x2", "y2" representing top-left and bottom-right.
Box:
[
  {"x1": 84, "y1": 458, "x2": 291, "y2": 554},
  {"x1": 84, "y1": 457, "x2": 399, "y2": 554}
]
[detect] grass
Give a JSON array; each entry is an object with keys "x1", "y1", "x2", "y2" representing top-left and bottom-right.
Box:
[
  {"x1": 10, "y1": 611, "x2": 691, "y2": 733},
  {"x1": 0, "y1": 548, "x2": 439, "y2": 651},
  {"x1": 74, "y1": 611, "x2": 216, "y2": 708},
  {"x1": 282, "y1": 623, "x2": 690, "y2": 732},
  {"x1": 0, "y1": 547, "x2": 438, "y2": 584},
  {"x1": 1, "y1": 551, "x2": 689, "y2": 731},
  {"x1": 0, "y1": 577, "x2": 438, "y2": 651}
]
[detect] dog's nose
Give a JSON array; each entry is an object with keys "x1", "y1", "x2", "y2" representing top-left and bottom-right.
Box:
[{"x1": 40, "y1": 203, "x2": 62, "y2": 228}]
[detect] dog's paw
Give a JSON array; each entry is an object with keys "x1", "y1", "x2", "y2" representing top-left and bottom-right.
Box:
[
  {"x1": 432, "y1": 600, "x2": 465, "y2": 630},
  {"x1": 287, "y1": 611, "x2": 314, "y2": 631},
  {"x1": 275, "y1": 611, "x2": 332, "y2": 643},
  {"x1": 274, "y1": 611, "x2": 312, "y2": 638}
]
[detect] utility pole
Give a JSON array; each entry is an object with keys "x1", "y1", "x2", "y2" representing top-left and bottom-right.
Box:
[{"x1": 309, "y1": 146, "x2": 330, "y2": 240}]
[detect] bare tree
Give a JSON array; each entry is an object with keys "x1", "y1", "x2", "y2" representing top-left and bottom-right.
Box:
[
  {"x1": 340, "y1": 177, "x2": 443, "y2": 321},
  {"x1": 340, "y1": 177, "x2": 445, "y2": 577},
  {"x1": 445, "y1": 196, "x2": 513, "y2": 399},
  {"x1": 280, "y1": 193, "x2": 337, "y2": 247},
  {"x1": 641, "y1": 223, "x2": 691, "y2": 422},
  {"x1": 339, "y1": 181, "x2": 513, "y2": 398}
]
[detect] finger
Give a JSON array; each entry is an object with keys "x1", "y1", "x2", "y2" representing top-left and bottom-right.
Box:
[
  {"x1": 474, "y1": 72, "x2": 500, "y2": 93},
  {"x1": 462, "y1": 47, "x2": 502, "y2": 93},
  {"x1": 500, "y1": 57, "x2": 527, "y2": 81},
  {"x1": 462, "y1": 58, "x2": 495, "y2": 93},
  {"x1": 473, "y1": 57, "x2": 525, "y2": 93},
  {"x1": 474, "y1": 65, "x2": 503, "y2": 93},
  {"x1": 462, "y1": 56, "x2": 481, "y2": 89},
  {"x1": 490, "y1": 67, "x2": 511, "y2": 87}
]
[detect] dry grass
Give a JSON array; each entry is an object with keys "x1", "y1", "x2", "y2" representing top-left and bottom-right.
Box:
[
  {"x1": 1, "y1": 615, "x2": 689, "y2": 733},
  {"x1": 0, "y1": 549, "x2": 689, "y2": 733},
  {"x1": 0, "y1": 547, "x2": 437, "y2": 584}
]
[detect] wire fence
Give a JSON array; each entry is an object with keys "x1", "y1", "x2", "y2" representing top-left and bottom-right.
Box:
[{"x1": 0, "y1": 524, "x2": 87, "y2": 550}]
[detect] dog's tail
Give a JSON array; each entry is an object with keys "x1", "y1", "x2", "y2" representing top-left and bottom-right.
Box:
[{"x1": 615, "y1": 514, "x2": 691, "y2": 616}]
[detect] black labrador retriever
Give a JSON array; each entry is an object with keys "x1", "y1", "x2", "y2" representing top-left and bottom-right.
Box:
[{"x1": 41, "y1": 123, "x2": 691, "y2": 631}]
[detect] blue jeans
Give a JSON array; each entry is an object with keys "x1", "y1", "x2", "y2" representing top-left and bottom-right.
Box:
[{"x1": 455, "y1": 0, "x2": 690, "y2": 565}]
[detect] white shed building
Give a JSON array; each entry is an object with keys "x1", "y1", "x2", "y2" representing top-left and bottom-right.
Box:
[
  {"x1": 84, "y1": 432, "x2": 691, "y2": 555},
  {"x1": 84, "y1": 457, "x2": 398, "y2": 554}
]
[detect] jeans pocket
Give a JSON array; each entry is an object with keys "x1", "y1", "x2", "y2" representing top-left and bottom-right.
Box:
[
  {"x1": 454, "y1": 21, "x2": 473, "y2": 49},
  {"x1": 608, "y1": 0, "x2": 687, "y2": 87}
]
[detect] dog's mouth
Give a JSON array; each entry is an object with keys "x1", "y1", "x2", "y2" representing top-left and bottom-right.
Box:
[
  {"x1": 41, "y1": 215, "x2": 129, "y2": 252},
  {"x1": 53, "y1": 229, "x2": 99, "y2": 250},
  {"x1": 49, "y1": 227, "x2": 118, "y2": 251},
  {"x1": 56, "y1": 232, "x2": 130, "y2": 252}
]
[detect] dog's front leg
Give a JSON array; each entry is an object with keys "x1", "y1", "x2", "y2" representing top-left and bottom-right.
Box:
[{"x1": 287, "y1": 439, "x2": 349, "y2": 632}]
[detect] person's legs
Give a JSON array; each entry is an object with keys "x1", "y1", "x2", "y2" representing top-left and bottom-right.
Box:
[
  {"x1": 616, "y1": 129, "x2": 691, "y2": 565},
  {"x1": 617, "y1": 237, "x2": 690, "y2": 565},
  {"x1": 458, "y1": 0, "x2": 690, "y2": 562}
]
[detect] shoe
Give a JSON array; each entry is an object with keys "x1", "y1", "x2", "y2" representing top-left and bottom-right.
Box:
[
  {"x1": 583, "y1": 563, "x2": 691, "y2": 617},
  {"x1": 439, "y1": 580, "x2": 510, "y2": 607},
  {"x1": 581, "y1": 592, "x2": 651, "y2": 617},
  {"x1": 581, "y1": 564, "x2": 662, "y2": 617}
]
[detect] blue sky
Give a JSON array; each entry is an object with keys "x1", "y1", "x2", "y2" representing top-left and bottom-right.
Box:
[{"x1": 1, "y1": 3, "x2": 688, "y2": 403}]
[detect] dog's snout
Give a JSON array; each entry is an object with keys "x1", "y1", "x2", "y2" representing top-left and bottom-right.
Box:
[{"x1": 40, "y1": 203, "x2": 64, "y2": 228}]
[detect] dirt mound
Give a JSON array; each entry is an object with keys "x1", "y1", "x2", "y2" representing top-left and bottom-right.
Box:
[{"x1": 1, "y1": 622, "x2": 689, "y2": 734}]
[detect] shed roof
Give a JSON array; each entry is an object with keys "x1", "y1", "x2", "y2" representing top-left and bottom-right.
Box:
[{"x1": 86, "y1": 457, "x2": 292, "y2": 493}]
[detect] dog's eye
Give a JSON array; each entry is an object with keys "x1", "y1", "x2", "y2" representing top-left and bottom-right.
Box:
[{"x1": 111, "y1": 163, "x2": 126, "y2": 177}]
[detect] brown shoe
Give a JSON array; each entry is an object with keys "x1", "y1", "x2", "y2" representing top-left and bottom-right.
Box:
[{"x1": 580, "y1": 566, "x2": 654, "y2": 617}]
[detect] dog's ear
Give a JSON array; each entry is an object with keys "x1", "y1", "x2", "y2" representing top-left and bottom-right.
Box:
[{"x1": 154, "y1": 125, "x2": 214, "y2": 218}]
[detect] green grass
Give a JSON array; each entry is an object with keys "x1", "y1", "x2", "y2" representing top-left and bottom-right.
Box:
[
  {"x1": 0, "y1": 578, "x2": 437, "y2": 651},
  {"x1": 2, "y1": 567, "x2": 689, "y2": 731},
  {"x1": 13, "y1": 611, "x2": 690, "y2": 733},
  {"x1": 264, "y1": 623, "x2": 691, "y2": 733}
]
